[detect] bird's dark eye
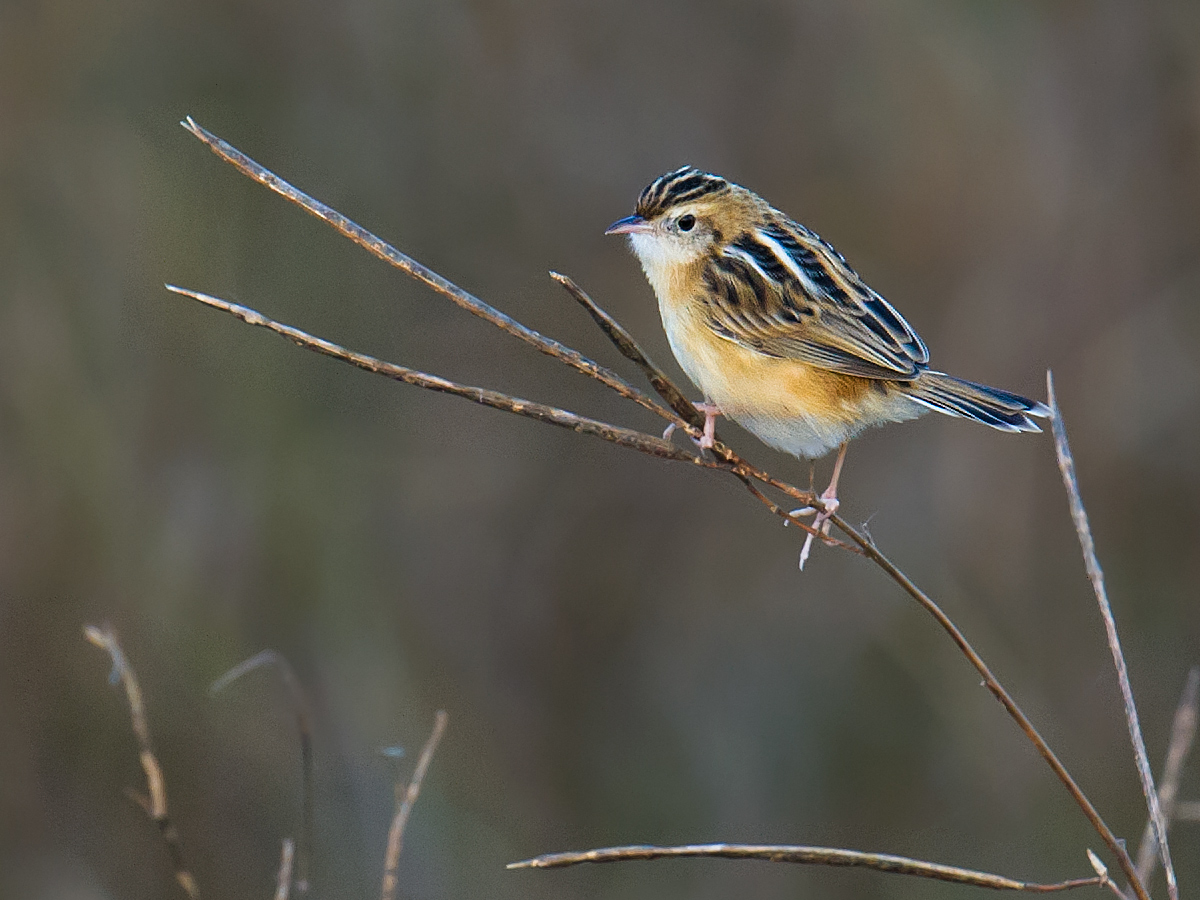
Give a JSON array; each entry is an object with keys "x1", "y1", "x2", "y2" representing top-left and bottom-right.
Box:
[{"x1": 677, "y1": 214, "x2": 696, "y2": 232}]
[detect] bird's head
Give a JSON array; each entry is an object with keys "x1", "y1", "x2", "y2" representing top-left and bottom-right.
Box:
[{"x1": 606, "y1": 167, "x2": 760, "y2": 276}]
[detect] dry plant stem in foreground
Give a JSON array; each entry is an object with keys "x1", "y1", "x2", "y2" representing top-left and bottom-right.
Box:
[
  {"x1": 1135, "y1": 667, "x2": 1199, "y2": 887},
  {"x1": 509, "y1": 844, "x2": 1110, "y2": 893},
  {"x1": 210, "y1": 651, "x2": 315, "y2": 896},
  {"x1": 1048, "y1": 373, "x2": 1176, "y2": 900},
  {"x1": 176, "y1": 119, "x2": 1156, "y2": 900},
  {"x1": 381, "y1": 710, "x2": 448, "y2": 900},
  {"x1": 84, "y1": 625, "x2": 200, "y2": 900}
]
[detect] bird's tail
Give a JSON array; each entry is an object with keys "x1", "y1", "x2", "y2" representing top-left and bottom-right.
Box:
[{"x1": 901, "y1": 371, "x2": 1049, "y2": 433}]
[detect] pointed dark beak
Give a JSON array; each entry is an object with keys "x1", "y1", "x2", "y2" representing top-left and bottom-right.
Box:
[{"x1": 605, "y1": 214, "x2": 653, "y2": 235}]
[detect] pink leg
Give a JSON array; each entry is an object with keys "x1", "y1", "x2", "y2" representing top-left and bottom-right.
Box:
[
  {"x1": 798, "y1": 442, "x2": 848, "y2": 571},
  {"x1": 695, "y1": 402, "x2": 721, "y2": 449},
  {"x1": 664, "y1": 402, "x2": 723, "y2": 448}
]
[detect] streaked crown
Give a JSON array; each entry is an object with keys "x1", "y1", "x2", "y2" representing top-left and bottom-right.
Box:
[{"x1": 635, "y1": 166, "x2": 731, "y2": 220}]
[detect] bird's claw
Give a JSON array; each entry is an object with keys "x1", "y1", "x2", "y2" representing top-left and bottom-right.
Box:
[
  {"x1": 797, "y1": 443, "x2": 848, "y2": 571},
  {"x1": 663, "y1": 402, "x2": 722, "y2": 450}
]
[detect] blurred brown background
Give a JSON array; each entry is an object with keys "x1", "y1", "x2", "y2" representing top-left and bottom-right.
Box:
[{"x1": 1, "y1": 1, "x2": 1198, "y2": 898}]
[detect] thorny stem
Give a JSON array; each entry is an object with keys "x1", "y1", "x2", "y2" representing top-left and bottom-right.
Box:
[{"x1": 176, "y1": 119, "x2": 1158, "y2": 900}]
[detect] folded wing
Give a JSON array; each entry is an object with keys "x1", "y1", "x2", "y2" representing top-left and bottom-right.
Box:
[{"x1": 702, "y1": 219, "x2": 929, "y2": 381}]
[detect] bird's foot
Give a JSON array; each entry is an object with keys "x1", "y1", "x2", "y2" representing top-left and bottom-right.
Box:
[
  {"x1": 794, "y1": 485, "x2": 840, "y2": 570},
  {"x1": 694, "y1": 402, "x2": 721, "y2": 450},
  {"x1": 795, "y1": 442, "x2": 848, "y2": 571},
  {"x1": 663, "y1": 402, "x2": 723, "y2": 450}
]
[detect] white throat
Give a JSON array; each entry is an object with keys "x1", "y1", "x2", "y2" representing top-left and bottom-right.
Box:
[{"x1": 628, "y1": 231, "x2": 706, "y2": 296}]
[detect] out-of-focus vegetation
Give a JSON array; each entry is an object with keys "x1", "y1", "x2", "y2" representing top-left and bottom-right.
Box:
[{"x1": 1, "y1": 2, "x2": 1198, "y2": 898}]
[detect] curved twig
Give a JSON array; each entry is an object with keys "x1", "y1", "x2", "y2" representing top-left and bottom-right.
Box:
[
  {"x1": 381, "y1": 711, "x2": 448, "y2": 900},
  {"x1": 210, "y1": 651, "x2": 314, "y2": 895},
  {"x1": 550, "y1": 271, "x2": 705, "y2": 431},
  {"x1": 85, "y1": 625, "x2": 200, "y2": 899},
  {"x1": 508, "y1": 843, "x2": 1107, "y2": 893}
]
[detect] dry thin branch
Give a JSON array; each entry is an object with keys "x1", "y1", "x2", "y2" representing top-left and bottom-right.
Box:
[
  {"x1": 825, "y1": 511, "x2": 1149, "y2": 900},
  {"x1": 166, "y1": 286, "x2": 702, "y2": 465},
  {"x1": 1135, "y1": 666, "x2": 1200, "y2": 886},
  {"x1": 84, "y1": 624, "x2": 200, "y2": 899},
  {"x1": 1047, "y1": 373, "x2": 1175, "y2": 900},
  {"x1": 274, "y1": 838, "x2": 296, "y2": 900},
  {"x1": 179, "y1": 117, "x2": 682, "y2": 431},
  {"x1": 550, "y1": 271, "x2": 705, "y2": 431},
  {"x1": 1089, "y1": 851, "x2": 1128, "y2": 900},
  {"x1": 508, "y1": 843, "x2": 1105, "y2": 893},
  {"x1": 549, "y1": 272, "x2": 825, "y2": 505},
  {"x1": 165, "y1": 284, "x2": 837, "y2": 548},
  {"x1": 381, "y1": 710, "x2": 448, "y2": 900},
  {"x1": 175, "y1": 121, "x2": 1152, "y2": 900},
  {"x1": 210, "y1": 651, "x2": 315, "y2": 895}
]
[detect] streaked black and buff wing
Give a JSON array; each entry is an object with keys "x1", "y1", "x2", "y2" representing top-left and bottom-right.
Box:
[
  {"x1": 702, "y1": 217, "x2": 930, "y2": 381},
  {"x1": 700, "y1": 215, "x2": 1047, "y2": 430}
]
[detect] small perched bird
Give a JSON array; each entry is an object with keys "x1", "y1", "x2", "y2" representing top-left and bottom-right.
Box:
[{"x1": 607, "y1": 166, "x2": 1048, "y2": 566}]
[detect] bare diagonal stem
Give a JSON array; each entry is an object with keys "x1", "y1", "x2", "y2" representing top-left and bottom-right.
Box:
[
  {"x1": 827, "y1": 513, "x2": 1151, "y2": 900},
  {"x1": 549, "y1": 272, "x2": 814, "y2": 502},
  {"x1": 166, "y1": 286, "x2": 699, "y2": 465},
  {"x1": 180, "y1": 118, "x2": 679, "y2": 430},
  {"x1": 1046, "y1": 373, "x2": 1173, "y2": 900},
  {"x1": 550, "y1": 271, "x2": 705, "y2": 430}
]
